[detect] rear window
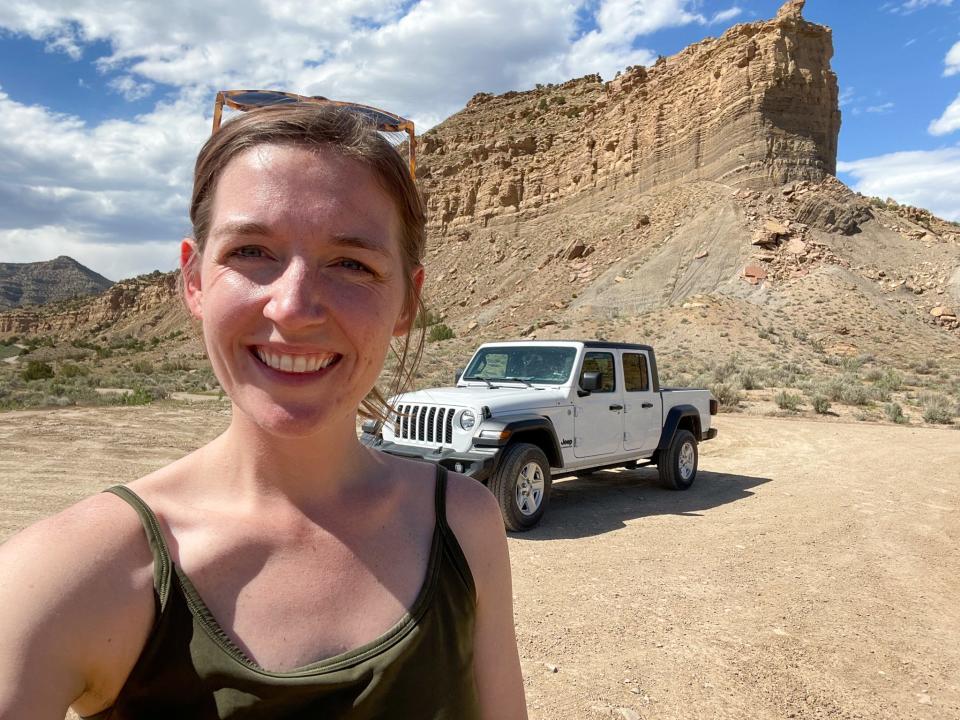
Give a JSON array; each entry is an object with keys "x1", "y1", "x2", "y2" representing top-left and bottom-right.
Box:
[{"x1": 623, "y1": 353, "x2": 650, "y2": 392}]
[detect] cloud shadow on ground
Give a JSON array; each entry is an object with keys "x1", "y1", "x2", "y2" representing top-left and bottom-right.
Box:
[{"x1": 516, "y1": 468, "x2": 771, "y2": 541}]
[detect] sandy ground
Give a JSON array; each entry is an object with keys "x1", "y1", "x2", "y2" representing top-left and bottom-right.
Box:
[{"x1": 0, "y1": 403, "x2": 957, "y2": 719}]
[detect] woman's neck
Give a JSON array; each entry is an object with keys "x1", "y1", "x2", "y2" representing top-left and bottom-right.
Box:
[{"x1": 201, "y1": 407, "x2": 383, "y2": 508}]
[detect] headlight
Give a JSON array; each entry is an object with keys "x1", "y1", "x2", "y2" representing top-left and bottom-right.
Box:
[{"x1": 459, "y1": 410, "x2": 477, "y2": 430}]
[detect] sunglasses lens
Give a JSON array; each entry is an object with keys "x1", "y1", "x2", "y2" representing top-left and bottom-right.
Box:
[{"x1": 228, "y1": 90, "x2": 300, "y2": 108}]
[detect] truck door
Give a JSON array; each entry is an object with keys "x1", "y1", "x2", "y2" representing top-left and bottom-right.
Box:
[
  {"x1": 622, "y1": 350, "x2": 662, "y2": 453},
  {"x1": 573, "y1": 350, "x2": 623, "y2": 458}
]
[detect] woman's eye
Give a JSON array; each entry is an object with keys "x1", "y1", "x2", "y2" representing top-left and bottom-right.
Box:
[
  {"x1": 232, "y1": 246, "x2": 267, "y2": 259},
  {"x1": 338, "y1": 258, "x2": 373, "y2": 273}
]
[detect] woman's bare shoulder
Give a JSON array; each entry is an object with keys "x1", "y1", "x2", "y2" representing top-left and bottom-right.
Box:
[
  {"x1": 442, "y1": 471, "x2": 508, "y2": 592},
  {"x1": 0, "y1": 489, "x2": 157, "y2": 714}
]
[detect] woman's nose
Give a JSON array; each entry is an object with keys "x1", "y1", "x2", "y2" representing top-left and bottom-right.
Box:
[{"x1": 262, "y1": 259, "x2": 327, "y2": 328}]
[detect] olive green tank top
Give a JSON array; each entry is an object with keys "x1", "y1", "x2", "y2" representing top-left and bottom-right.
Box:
[{"x1": 88, "y1": 467, "x2": 481, "y2": 719}]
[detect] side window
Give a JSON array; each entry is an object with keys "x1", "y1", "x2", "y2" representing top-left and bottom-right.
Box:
[
  {"x1": 579, "y1": 352, "x2": 616, "y2": 393},
  {"x1": 623, "y1": 353, "x2": 650, "y2": 392}
]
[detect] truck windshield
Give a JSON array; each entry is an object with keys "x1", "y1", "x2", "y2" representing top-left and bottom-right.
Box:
[{"x1": 463, "y1": 346, "x2": 577, "y2": 385}]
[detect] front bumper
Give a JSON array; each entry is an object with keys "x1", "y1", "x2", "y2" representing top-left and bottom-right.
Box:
[{"x1": 360, "y1": 435, "x2": 498, "y2": 482}]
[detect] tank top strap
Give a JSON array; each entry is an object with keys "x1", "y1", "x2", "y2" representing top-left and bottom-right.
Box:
[
  {"x1": 103, "y1": 485, "x2": 173, "y2": 611},
  {"x1": 433, "y1": 466, "x2": 477, "y2": 599}
]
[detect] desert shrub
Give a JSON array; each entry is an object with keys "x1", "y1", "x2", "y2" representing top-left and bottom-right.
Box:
[
  {"x1": 161, "y1": 359, "x2": 192, "y2": 372},
  {"x1": 21, "y1": 361, "x2": 54, "y2": 381},
  {"x1": 863, "y1": 368, "x2": 883, "y2": 382},
  {"x1": 58, "y1": 362, "x2": 89, "y2": 379},
  {"x1": 110, "y1": 387, "x2": 154, "y2": 406},
  {"x1": 841, "y1": 383, "x2": 871, "y2": 406},
  {"x1": 868, "y1": 385, "x2": 892, "y2": 403},
  {"x1": 912, "y1": 358, "x2": 938, "y2": 375},
  {"x1": 884, "y1": 402, "x2": 907, "y2": 424},
  {"x1": 775, "y1": 390, "x2": 803, "y2": 412},
  {"x1": 710, "y1": 359, "x2": 739, "y2": 384},
  {"x1": 873, "y1": 369, "x2": 903, "y2": 392},
  {"x1": 132, "y1": 360, "x2": 155, "y2": 374},
  {"x1": 812, "y1": 395, "x2": 831, "y2": 414},
  {"x1": 921, "y1": 392, "x2": 955, "y2": 424},
  {"x1": 710, "y1": 380, "x2": 744, "y2": 410},
  {"x1": 738, "y1": 366, "x2": 765, "y2": 390},
  {"x1": 415, "y1": 309, "x2": 442, "y2": 329},
  {"x1": 427, "y1": 324, "x2": 455, "y2": 342}
]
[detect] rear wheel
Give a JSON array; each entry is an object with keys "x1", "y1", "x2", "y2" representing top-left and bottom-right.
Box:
[
  {"x1": 490, "y1": 443, "x2": 552, "y2": 531},
  {"x1": 657, "y1": 429, "x2": 698, "y2": 490}
]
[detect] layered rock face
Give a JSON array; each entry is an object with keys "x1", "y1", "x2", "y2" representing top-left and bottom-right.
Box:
[
  {"x1": 418, "y1": 0, "x2": 840, "y2": 236},
  {"x1": 0, "y1": 271, "x2": 181, "y2": 336}
]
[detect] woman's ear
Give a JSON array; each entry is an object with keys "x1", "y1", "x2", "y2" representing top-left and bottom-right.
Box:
[
  {"x1": 180, "y1": 239, "x2": 203, "y2": 321},
  {"x1": 394, "y1": 264, "x2": 425, "y2": 336}
]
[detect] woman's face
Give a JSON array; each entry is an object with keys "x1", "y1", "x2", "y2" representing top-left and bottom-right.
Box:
[{"x1": 181, "y1": 143, "x2": 422, "y2": 437}]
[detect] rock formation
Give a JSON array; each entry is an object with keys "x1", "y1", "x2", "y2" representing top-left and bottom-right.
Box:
[
  {"x1": 0, "y1": 271, "x2": 182, "y2": 337},
  {"x1": 0, "y1": 256, "x2": 113, "y2": 311},
  {"x1": 418, "y1": 0, "x2": 840, "y2": 236}
]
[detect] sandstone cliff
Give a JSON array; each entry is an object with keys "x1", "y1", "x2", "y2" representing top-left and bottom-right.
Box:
[
  {"x1": 418, "y1": 0, "x2": 840, "y2": 236},
  {"x1": 0, "y1": 271, "x2": 183, "y2": 337}
]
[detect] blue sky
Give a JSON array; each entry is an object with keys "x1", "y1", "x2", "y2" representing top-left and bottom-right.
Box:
[{"x1": 0, "y1": 0, "x2": 958, "y2": 280}]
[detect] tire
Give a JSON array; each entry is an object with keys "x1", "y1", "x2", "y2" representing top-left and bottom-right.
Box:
[
  {"x1": 657, "y1": 429, "x2": 698, "y2": 491},
  {"x1": 490, "y1": 443, "x2": 552, "y2": 531}
]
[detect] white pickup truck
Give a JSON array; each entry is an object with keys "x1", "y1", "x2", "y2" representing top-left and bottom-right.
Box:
[{"x1": 362, "y1": 340, "x2": 718, "y2": 530}]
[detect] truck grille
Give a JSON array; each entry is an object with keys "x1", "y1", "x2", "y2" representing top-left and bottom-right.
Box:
[{"x1": 394, "y1": 404, "x2": 455, "y2": 445}]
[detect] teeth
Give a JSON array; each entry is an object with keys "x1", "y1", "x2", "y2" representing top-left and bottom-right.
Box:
[{"x1": 255, "y1": 348, "x2": 337, "y2": 374}]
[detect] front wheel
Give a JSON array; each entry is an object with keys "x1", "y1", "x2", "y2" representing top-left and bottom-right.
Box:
[
  {"x1": 657, "y1": 429, "x2": 698, "y2": 491},
  {"x1": 490, "y1": 443, "x2": 552, "y2": 531}
]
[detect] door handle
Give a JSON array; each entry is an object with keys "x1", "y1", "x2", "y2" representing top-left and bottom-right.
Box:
[
  {"x1": 641, "y1": 402, "x2": 654, "y2": 409},
  {"x1": 609, "y1": 404, "x2": 623, "y2": 411}
]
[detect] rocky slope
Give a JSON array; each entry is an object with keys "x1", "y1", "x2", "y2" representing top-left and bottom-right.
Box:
[{"x1": 0, "y1": 256, "x2": 113, "y2": 311}]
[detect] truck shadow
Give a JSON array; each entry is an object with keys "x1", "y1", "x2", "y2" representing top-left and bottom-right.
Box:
[{"x1": 516, "y1": 469, "x2": 771, "y2": 541}]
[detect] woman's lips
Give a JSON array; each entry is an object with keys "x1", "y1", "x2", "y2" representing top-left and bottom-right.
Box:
[{"x1": 251, "y1": 347, "x2": 341, "y2": 374}]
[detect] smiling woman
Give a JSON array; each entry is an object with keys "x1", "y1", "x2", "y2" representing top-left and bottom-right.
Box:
[{"x1": 0, "y1": 103, "x2": 528, "y2": 720}]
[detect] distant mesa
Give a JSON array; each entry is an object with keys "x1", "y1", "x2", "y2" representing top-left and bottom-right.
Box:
[{"x1": 0, "y1": 256, "x2": 113, "y2": 311}]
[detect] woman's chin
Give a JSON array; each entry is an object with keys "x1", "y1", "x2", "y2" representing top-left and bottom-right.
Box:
[{"x1": 232, "y1": 396, "x2": 353, "y2": 439}]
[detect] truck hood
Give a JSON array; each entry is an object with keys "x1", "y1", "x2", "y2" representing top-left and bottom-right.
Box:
[{"x1": 395, "y1": 385, "x2": 569, "y2": 414}]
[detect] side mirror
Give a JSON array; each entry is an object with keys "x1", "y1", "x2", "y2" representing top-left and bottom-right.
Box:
[
  {"x1": 579, "y1": 371, "x2": 601, "y2": 396},
  {"x1": 455, "y1": 368, "x2": 464, "y2": 384}
]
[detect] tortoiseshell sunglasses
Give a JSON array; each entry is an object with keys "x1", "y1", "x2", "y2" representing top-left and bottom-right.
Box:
[{"x1": 212, "y1": 89, "x2": 417, "y2": 179}]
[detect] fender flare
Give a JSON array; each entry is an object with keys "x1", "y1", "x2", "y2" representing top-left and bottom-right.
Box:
[
  {"x1": 472, "y1": 414, "x2": 564, "y2": 468},
  {"x1": 657, "y1": 405, "x2": 702, "y2": 451}
]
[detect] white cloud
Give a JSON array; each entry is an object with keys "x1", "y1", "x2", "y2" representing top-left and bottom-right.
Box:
[
  {"x1": 865, "y1": 102, "x2": 895, "y2": 114},
  {"x1": 929, "y1": 93, "x2": 960, "y2": 135},
  {"x1": 891, "y1": 0, "x2": 954, "y2": 12},
  {"x1": 837, "y1": 146, "x2": 960, "y2": 221},
  {"x1": 945, "y1": 40, "x2": 960, "y2": 77},
  {"x1": 710, "y1": 7, "x2": 743, "y2": 24},
  {"x1": 108, "y1": 75, "x2": 154, "y2": 101}
]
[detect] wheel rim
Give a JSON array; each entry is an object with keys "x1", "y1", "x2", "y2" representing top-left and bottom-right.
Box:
[
  {"x1": 516, "y1": 461, "x2": 545, "y2": 516},
  {"x1": 678, "y1": 442, "x2": 696, "y2": 481}
]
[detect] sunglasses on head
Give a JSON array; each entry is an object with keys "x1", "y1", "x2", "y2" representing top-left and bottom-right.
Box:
[{"x1": 212, "y1": 89, "x2": 417, "y2": 179}]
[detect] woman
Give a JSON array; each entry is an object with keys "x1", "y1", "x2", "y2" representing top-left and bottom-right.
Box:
[{"x1": 0, "y1": 103, "x2": 528, "y2": 719}]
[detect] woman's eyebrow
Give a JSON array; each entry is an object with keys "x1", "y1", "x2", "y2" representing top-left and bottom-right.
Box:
[
  {"x1": 331, "y1": 235, "x2": 392, "y2": 258},
  {"x1": 212, "y1": 220, "x2": 271, "y2": 239}
]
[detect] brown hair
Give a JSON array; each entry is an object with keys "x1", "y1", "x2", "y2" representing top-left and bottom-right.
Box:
[{"x1": 186, "y1": 103, "x2": 427, "y2": 422}]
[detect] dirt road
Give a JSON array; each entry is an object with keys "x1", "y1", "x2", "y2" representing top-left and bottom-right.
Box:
[{"x1": 0, "y1": 404, "x2": 957, "y2": 719}]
